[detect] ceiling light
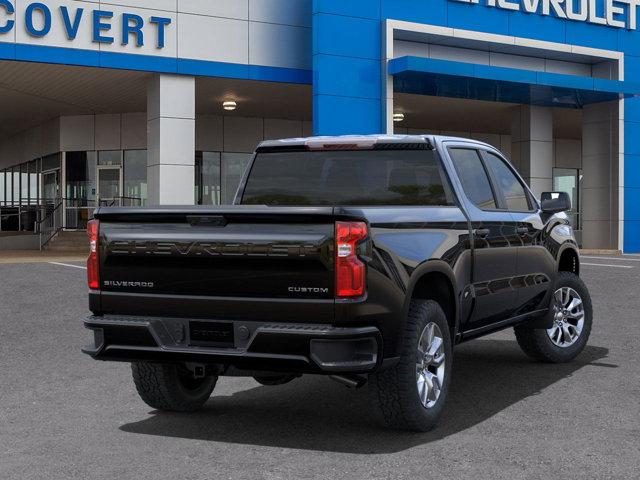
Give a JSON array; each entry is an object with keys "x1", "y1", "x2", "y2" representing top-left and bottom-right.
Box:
[
  {"x1": 223, "y1": 101, "x2": 237, "y2": 111},
  {"x1": 393, "y1": 113, "x2": 405, "y2": 122}
]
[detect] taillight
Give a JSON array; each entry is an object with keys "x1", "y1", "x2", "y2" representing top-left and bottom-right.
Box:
[
  {"x1": 335, "y1": 221, "x2": 367, "y2": 298},
  {"x1": 87, "y1": 219, "x2": 100, "y2": 290}
]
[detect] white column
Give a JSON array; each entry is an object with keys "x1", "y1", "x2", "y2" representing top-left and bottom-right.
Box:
[
  {"x1": 581, "y1": 102, "x2": 618, "y2": 249},
  {"x1": 510, "y1": 105, "x2": 554, "y2": 199},
  {"x1": 147, "y1": 74, "x2": 195, "y2": 205}
]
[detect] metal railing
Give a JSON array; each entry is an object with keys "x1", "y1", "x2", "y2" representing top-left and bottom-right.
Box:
[
  {"x1": 0, "y1": 199, "x2": 46, "y2": 232},
  {"x1": 65, "y1": 198, "x2": 97, "y2": 231},
  {"x1": 34, "y1": 199, "x2": 64, "y2": 250},
  {"x1": 98, "y1": 196, "x2": 144, "y2": 207},
  {"x1": 64, "y1": 196, "x2": 143, "y2": 230}
]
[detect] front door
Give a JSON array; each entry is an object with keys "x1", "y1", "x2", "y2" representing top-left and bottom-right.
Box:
[
  {"x1": 445, "y1": 145, "x2": 519, "y2": 332},
  {"x1": 480, "y1": 149, "x2": 556, "y2": 316},
  {"x1": 97, "y1": 166, "x2": 122, "y2": 207}
]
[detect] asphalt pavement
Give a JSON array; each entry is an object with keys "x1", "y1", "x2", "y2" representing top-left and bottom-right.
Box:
[{"x1": 0, "y1": 256, "x2": 638, "y2": 479}]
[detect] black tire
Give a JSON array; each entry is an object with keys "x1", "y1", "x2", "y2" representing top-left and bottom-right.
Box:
[
  {"x1": 369, "y1": 299, "x2": 453, "y2": 432},
  {"x1": 131, "y1": 363, "x2": 217, "y2": 412},
  {"x1": 253, "y1": 374, "x2": 298, "y2": 386},
  {"x1": 514, "y1": 271, "x2": 592, "y2": 363}
]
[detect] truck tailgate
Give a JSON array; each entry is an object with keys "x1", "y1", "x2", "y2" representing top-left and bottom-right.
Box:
[{"x1": 93, "y1": 206, "x2": 337, "y2": 319}]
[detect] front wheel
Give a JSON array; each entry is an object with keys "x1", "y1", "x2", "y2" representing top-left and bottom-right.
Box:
[
  {"x1": 369, "y1": 299, "x2": 452, "y2": 432},
  {"x1": 515, "y1": 271, "x2": 593, "y2": 363},
  {"x1": 131, "y1": 363, "x2": 217, "y2": 412}
]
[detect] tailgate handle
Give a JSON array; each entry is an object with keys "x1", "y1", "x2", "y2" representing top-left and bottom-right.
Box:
[{"x1": 187, "y1": 215, "x2": 227, "y2": 227}]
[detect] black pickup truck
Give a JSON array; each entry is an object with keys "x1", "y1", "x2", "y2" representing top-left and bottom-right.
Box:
[{"x1": 83, "y1": 135, "x2": 592, "y2": 431}]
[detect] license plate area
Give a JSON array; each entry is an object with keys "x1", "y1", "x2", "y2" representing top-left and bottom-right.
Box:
[{"x1": 189, "y1": 321, "x2": 235, "y2": 347}]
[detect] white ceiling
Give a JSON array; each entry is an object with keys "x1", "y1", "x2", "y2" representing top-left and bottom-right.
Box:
[
  {"x1": 0, "y1": 60, "x2": 148, "y2": 139},
  {"x1": 0, "y1": 60, "x2": 312, "y2": 141},
  {"x1": 395, "y1": 94, "x2": 582, "y2": 139},
  {"x1": 196, "y1": 77, "x2": 311, "y2": 120},
  {"x1": 0, "y1": 60, "x2": 580, "y2": 142}
]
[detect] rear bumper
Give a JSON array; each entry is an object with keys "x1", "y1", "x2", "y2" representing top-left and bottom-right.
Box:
[{"x1": 82, "y1": 315, "x2": 382, "y2": 374}]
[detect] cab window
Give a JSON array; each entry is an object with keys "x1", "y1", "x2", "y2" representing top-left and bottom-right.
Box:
[
  {"x1": 448, "y1": 148, "x2": 498, "y2": 210},
  {"x1": 483, "y1": 152, "x2": 532, "y2": 212}
]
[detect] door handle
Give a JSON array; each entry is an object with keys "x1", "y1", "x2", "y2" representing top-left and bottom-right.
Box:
[
  {"x1": 474, "y1": 228, "x2": 490, "y2": 239},
  {"x1": 516, "y1": 227, "x2": 529, "y2": 235}
]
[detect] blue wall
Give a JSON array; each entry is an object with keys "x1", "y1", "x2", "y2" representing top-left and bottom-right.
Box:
[
  {"x1": 312, "y1": 0, "x2": 640, "y2": 252},
  {"x1": 312, "y1": 3, "x2": 382, "y2": 136}
]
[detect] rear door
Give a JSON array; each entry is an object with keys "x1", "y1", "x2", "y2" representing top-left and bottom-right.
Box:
[
  {"x1": 480, "y1": 149, "x2": 556, "y2": 315},
  {"x1": 445, "y1": 145, "x2": 520, "y2": 331}
]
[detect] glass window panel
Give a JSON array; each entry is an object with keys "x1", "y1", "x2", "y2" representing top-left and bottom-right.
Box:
[
  {"x1": 13, "y1": 169, "x2": 20, "y2": 202},
  {"x1": 124, "y1": 150, "x2": 147, "y2": 205},
  {"x1": 196, "y1": 151, "x2": 221, "y2": 205},
  {"x1": 87, "y1": 152, "x2": 97, "y2": 202},
  {"x1": 449, "y1": 149, "x2": 497, "y2": 210},
  {"x1": 98, "y1": 168, "x2": 121, "y2": 201},
  {"x1": 20, "y1": 164, "x2": 28, "y2": 204},
  {"x1": 6, "y1": 169, "x2": 13, "y2": 205},
  {"x1": 41, "y1": 153, "x2": 61, "y2": 172},
  {"x1": 195, "y1": 152, "x2": 202, "y2": 203},
  {"x1": 29, "y1": 160, "x2": 38, "y2": 204},
  {"x1": 484, "y1": 152, "x2": 531, "y2": 211},
  {"x1": 42, "y1": 170, "x2": 60, "y2": 201},
  {"x1": 222, "y1": 153, "x2": 252, "y2": 204},
  {"x1": 0, "y1": 171, "x2": 5, "y2": 204},
  {"x1": 98, "y1": 150, "x2": 122, "y2": 166}
]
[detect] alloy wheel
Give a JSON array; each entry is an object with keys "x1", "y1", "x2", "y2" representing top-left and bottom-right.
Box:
[
  {"x1": 416, "y1": 322, "x2": 446, "y2": 408},
  {"x1": 547, "y1": 287, "x2": 585, "y2": 348}
]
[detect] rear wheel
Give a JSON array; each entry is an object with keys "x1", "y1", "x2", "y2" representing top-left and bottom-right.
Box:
[
  {"x1": 369, "y1": 300, "x2": 452, "y2": 432},
  {"x1": 515, "y1": 271, "x2": 592, "y2": 363},
  {"x1": 131, "y1": 363, "x2": 217, "y2": 412}
]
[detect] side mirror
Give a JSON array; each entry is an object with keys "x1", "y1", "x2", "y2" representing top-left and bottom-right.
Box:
[{"x1": 541, "y1": 192, "x2": 571, "y2": 214}]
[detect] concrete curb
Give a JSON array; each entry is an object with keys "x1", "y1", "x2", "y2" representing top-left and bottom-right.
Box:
[
  {"x1": 0, "y1": 250, "x2": 86, "y2": 264},
  {"x1": 579, "y1": 249, "x2": 623, "y2": 255}
]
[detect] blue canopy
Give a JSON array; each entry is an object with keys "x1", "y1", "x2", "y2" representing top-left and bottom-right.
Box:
[{"x1": 389, "y1": 56, "x2": 640, "y2": 108}]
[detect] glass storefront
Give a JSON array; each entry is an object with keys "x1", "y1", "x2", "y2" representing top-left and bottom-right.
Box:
[
  {"x1": 2, "y1": 147, "x2": 253, "y2": 230},
  {"x1": 1, "y1": 149, "x2": 147, "y2": 231},
  {"x1": 195, "y1": 151, "x2": 252, "y2": 205}
]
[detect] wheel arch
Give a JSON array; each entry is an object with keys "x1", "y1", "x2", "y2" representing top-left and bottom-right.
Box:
[
  {"x1": 403, "y1": 260, "x2": 459, "y2": 344},
  {"x1": 557, "y1": 244, "x2": 580, "y2": 276}
]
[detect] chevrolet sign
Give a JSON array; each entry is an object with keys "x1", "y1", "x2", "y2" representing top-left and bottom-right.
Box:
[{"x1": 450, "y1": 0, "x2": 640, "y2": 30}]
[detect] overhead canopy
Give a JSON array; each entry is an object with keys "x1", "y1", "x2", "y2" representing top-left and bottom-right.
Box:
[{"x1": 389, "y1": 56, "x2": 640, "y2": 108}]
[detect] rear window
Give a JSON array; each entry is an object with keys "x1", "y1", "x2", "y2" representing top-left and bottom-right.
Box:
[{"x1": 240, "y1": 150, "x2": 454, "y2": 206}]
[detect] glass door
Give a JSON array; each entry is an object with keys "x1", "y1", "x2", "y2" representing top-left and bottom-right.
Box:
[
  {"x1": 40, "y1": 169, "x2": 62, "y2": 234},
  {"x1": 553, "y1": 168, "x2": 581, "y2": 230},
  {"x1": 42, "y1": 170, "x2": 60, "y2": 204},
  {"x1": 97, "y1": 166, "x2": 122, "y2": 206}
]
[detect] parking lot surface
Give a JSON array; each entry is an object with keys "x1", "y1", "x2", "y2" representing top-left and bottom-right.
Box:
[{"x1": 1, "y1": 256, "x2": 639, "y2": 479}]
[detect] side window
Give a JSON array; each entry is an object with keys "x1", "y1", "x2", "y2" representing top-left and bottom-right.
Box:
[
  {"x1": 448, "y1": 148, "x2": 497, "y2": 210},
  {"x1": 483, "y1": 152, "x2": 532, "y2": 211}
]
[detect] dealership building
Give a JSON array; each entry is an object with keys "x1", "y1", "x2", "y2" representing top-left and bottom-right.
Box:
[{"x1": 0, "y1": 0, "x2": 639, "y2": 251}]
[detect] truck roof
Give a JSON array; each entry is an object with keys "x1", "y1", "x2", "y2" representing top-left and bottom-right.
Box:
[{"x1": 256, "y1": 134, "x2": 493, "y2": 151}]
